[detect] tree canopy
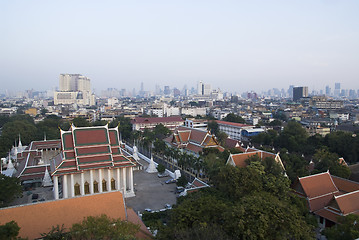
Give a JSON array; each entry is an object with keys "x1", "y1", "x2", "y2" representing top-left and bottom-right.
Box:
[{"x1": 0, "y1": 174, "x2": 23, "y2": 208}]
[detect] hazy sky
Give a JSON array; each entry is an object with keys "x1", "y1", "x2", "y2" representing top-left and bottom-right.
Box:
[{"x1": 1, "y1": 1, "x2": 359, "y2": 93}]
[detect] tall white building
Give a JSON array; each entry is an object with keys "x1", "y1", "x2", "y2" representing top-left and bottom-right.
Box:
[{"x1": 54, "y1": 74, "x2": 95, "y2": 106}]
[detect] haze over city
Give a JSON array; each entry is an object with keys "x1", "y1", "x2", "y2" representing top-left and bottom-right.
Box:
[{"x1": 1, "y1": 1, "x2": 359, "y2": 93}]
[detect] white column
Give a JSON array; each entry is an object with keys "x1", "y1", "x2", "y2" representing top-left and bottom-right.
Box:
[
  {"x1": 54, "y1": 176, "x2": 59, "y2": 200},
  {"x1": 80, "y1": 172, "x2": 85, "y2": 195},
  {"x1": 116, "y1": 168, "x2": 121, "y2": 190},
  {"x1": 129, "y1": 167, "x2": 134, "y2": 193},
  {"x1": 90, "y1": 170, "x2": 94, "y2": 194},
  {"x1": 63, "y1": 175, "x2": 68, "y2": 198},
  {"x1": 122, "y1": 168, "x2": 126, "y2": 192},
  {"x1": 70, "y1": 174, "x2": 75, "y2": 197},
  {"x1": 99, "y1": 169, "x2": 103, "y2": 192},
  {"x1": 107, "y1": 169, "x2": 111, "y2": 191}
]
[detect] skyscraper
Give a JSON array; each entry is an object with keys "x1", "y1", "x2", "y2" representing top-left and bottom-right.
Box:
[
  {"x1": 293, "y1": 86, "x2": 308, "y2": 102},
  {"x1": 334, "y1": 82, "x2": 341, "y2": 97},
  {"x1": 54, "y1": 74, "x2": 95, "y2": 106}
]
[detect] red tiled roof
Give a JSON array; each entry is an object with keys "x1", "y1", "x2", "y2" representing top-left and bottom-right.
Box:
[
  {"x1": 332, "y1": 176, "x2": 359, "y2": 193},
  {"x1": 314, "y1": 208, "x2": 340, "y2": 223},
  {"x1": 224, "y1": 138, "x2": 240, "y2": 149},
  {"x1": 131, "y1": 116, "x2": 183, "y2": 124},
  {"x1": 0, "y1": 192, "x2": 127, "y2": 240},
  {"x1": 308, "y1": 194, "x2": 335, "y2": 212},
  {"x1": 216, "y1": 120, "x2": 252, "y2": 128},
  {"x1": 76, "y1": 146, "x2": 111, "y2": 156},
  {"x1": 178, "y1": 131, "x2": 191, "y2": 142},
  {"x1": 335, "y1": 190, "x2": 359, "y2": 215},
  {"x1": 298, "y1": 172, "x2": 339, "y2": 199},
  {"x1": 186, "y1": 143, "x2": 203, "y2": 154},
  {"x1": 73, "y1": 128, "x2": 109, "y2": 146}
]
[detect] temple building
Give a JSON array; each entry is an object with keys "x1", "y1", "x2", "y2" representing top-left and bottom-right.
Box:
[{"x1": 50, "y1": 124, "x2": 136, "y2": 199}]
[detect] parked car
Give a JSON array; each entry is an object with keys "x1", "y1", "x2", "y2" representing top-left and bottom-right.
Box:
[
  {"x1": 31, "y1": 193, "x2": 39, "y2": 200},
  {"x1": 165, "y1": 204, "x2": 172, "y2": 209},
  {"x1": 165, "y1": 178, "x2": 177, "y2": 184},
  {"x1": 144, "y1": 208, "x2": 152, "y2": 212}
]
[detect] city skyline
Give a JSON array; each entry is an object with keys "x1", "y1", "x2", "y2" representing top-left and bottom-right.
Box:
[{"x1": 1, "y1": 1, "x2": 359, "y2": 93}]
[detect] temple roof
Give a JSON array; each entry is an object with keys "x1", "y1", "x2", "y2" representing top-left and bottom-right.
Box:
[{"x1": 53, "y1": 125, "x2": 134, "y2": 176}]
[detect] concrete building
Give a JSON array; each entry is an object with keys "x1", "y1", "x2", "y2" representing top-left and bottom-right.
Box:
[
  {"x1": 54, "y1": 74, "x2": 95, "y2": 106},
  {"x1": 293, "y1": 86, "x2": 308, "y2": 102}
]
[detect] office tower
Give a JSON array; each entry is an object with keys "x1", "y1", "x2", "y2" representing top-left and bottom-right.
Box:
[
  {"x1": 197, "y1": 81, "x2": 203, "y2": 95},
  {"x1": 293, "y1": 86, "x2": 308, "y2": 102},
  {"x1": 334, "y1": 82, "x2": 341, "y2": 97},
  {"x1": 164, "y1": 86, "x2": 170, "y2": 95},
  {"x1": 54, "y1": 74, "x2": 95, "y2": 106},
  {"x1": 288, "y1": 85, "x2": 294, "y2": 98},
  {"x1": 325, "y1": 85, "x2": 331, "y2": 96}
]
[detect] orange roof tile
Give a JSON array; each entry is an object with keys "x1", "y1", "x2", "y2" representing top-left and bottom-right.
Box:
[
  {"x1": 332, "y1": 176, "x2": 359, "y2": 193},
  {"x1": 335, "y1": 190, "x2": 359, "y2": 215},
  {"x1": 314, "y1": 208, "x2": 340, "y2": 223},
  {"x1": 298, "y1": 172, "x2": 339, "y2": 199},
  {"x1": 126, "y1": 208, "x2": 152, "y2": 239},
  {"x1": 0, "y1": 191, "x2": 127, "y2": 239}
]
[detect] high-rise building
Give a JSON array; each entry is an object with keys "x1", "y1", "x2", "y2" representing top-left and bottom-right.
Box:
[
  {"x1": 325, "y1": 85, "x2": 331, "y2": 96},
  {"x1": 293, "y1": 86, "x2": 308, "y2": 102},
  {"x1": 334, "y1": 82, "x2": 341, "y2": 97},
  {"x1": 54, "y1": 74, "x2": 95, "y2": 106},
  {"x1": 164, "y1": 86, "x2": 170, "y2": 95},
  {"x1": 197, "y1": 81, "x2": 211, "y2": 96}
]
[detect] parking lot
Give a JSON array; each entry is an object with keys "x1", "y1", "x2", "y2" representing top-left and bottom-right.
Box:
[{"x1": 126, "y1": 159, "x2": 178, "y2": 213}]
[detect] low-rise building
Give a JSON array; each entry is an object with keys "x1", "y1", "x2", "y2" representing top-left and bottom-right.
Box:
[{"x1": 131, "y1": 116, "x2": 183, "y2": 131}]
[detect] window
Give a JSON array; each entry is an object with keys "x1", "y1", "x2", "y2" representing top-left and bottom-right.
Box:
[
  {"x1": 84, "y1": 181, "x2": 90, "y2": 194},
  {"x1": 74, "y1": 183, "x2": 80, "y2": 196},
  {"x1": 111, "y1": 178, "x2": 116, "y2": 190},
  {"x1": 93, "y1": 181, "x2": 99, "y2": 193},
  {"x1": 102, "y1": 179, "x2": 107, "y2": 192}
]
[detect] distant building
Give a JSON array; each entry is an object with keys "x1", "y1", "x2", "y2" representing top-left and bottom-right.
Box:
[
  {"x1": 293, "y1": 86, "x2": 308, "y2": 102},
  {"x1": 216, "y1": 120, "x2": 254, "y2": 141},
  {"x1": 54, "y1": 74, "x2": 95, "y2": 106},
  {"x1": 309, "y1": 96, "x2": 343, "y2": 109},
  {"x1": 184, "y1": 118, "x2": 208, "y2": 130}
]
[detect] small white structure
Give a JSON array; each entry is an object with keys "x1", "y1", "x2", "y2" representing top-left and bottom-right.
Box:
[
  {"x1": 133, "y1": 145, "x2": 140, "y2": 161},
  {"x1": 174, "y1": 170, "x2": 181, "y2": 180},
  {"x1": 146, "y1": 155, "x2": 158, "y2": 173},
  {"x1": 42, "y1": 168, "x2": 53, "y2": 187}
]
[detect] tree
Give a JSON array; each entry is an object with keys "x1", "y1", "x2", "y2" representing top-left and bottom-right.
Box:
[
  {"x1": 313, "y1": 148, "x2": 351, "y2": 179},
  {"x1": 157, "y1": 164, "x2": 166, "y2": 174},
  {"x1": 176, "y1": 176, "x2": 188, "y2": 187},
  {"x1": 323, "y1": 214, "x2": 359, "y2": 240},
  {"x1": 223, "y1": 113, "x2": 245, "y2": 124},
  {"x1": 69, "y1": 214, "x2": 139, "y2": 240},
  {"x1": 72, "y1": 117, "x2": 90, "y2": 127},
  {"x1": 276, "y1": 121, "x2": 308, "y2": 152},
  {"x1": 0, "y1": 221, "x2": 21, "y2": 240},
  {"x1": 207, "y1": 121, "x2": 219, "y2": 135},
  {"x1": 0, "y1": 174, "x2": 23, "y2": 208}
]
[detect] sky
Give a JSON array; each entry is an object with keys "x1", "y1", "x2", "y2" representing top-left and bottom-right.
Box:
[{"x1": 1, "y1": 0, "x2": 359, "y2": 94}]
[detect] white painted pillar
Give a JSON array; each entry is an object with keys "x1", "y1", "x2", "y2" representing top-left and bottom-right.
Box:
[
  {"x1": 80, "y1": 172, "x2": 85, "y2": 195},
  {"x1": 129, "y1": 167, "x2": 134, "y2": 193},
  {"x1": 54, "y1": 176, "x2": 59, "y2": 199},
  {"x1": 70, "y1": 174, "x2": 75, "y2": 197},
  {"x1": 122, "y1": 168, "x2": 126, "y2": 192},
  {"x1": 107, "y1": 169, "x2": 111, "y2": 191},
  {"x1": 90, "y1": 170, "x2": 94, "y2": 194},
  {"x1": 116, "y1": 168, "x2": 121, "y2": 190},
  {"x1": 63, "y1": 175, "x2": 68, "y2": 198},
  {"x1": 99, "y1": 169, "x2": 103, "y2": 192}
]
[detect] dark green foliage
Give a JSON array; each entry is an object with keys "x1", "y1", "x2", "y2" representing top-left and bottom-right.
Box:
[
  {"x1": 312, "y1": 148, "x2": 351, "y2": 178},
  {"x1": 156, "y1": 164, "x2": 166, "y2": 174},
  {"x1": 176, "y1": 176, "x2": 188, "y2": 187},
  {"x1": 323, "y1": 214, "x2": 359, "y2": 240},
  {"x1": 223, "y1": 113, "x2": 245, "y2": 124},
  {"x1": 41, "y1": 215, "x2": 139, "y2": 240},
  {"x1": 0, "y1": 221, "x2": 21, "y2": 240},
  {"x1": 72, "y1": 117, "x2": 90, "y2": 127},
  {"x1": 0, "y1": 174, "x2": 23, "y2": 208},
  {"x1": 207, "y1": 120, "x2": 219, "y2": 135},
  {"x1": 276, "y1": 121, "x2": 308, "y2": 153},
  {"x1": 69, "y1": 214, "x2": 139, "y2": 240},
  {"x1": 157, "y1": 163, "x2": 315, "y2": 240}
]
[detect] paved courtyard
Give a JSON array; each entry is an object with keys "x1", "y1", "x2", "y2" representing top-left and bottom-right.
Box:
[{"x1": 125, "y1": 159, "x2": 177, "y2": 213}]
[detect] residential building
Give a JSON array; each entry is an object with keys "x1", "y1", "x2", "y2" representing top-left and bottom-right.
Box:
[
  {"x1": 216, "y1": 120, "x2": 254, "y2": 141},
  {"x1": 293, "y1": 86, "x2": 308, "y2": 102}
]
